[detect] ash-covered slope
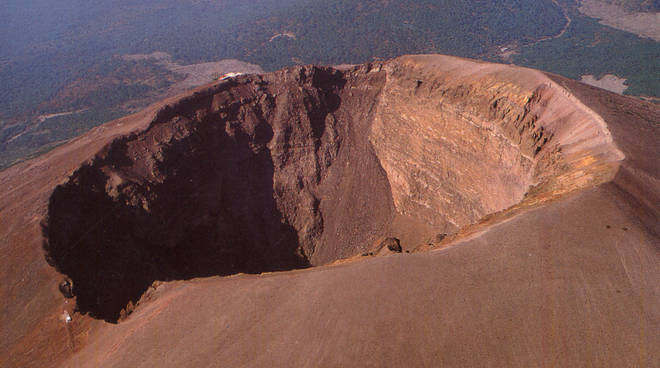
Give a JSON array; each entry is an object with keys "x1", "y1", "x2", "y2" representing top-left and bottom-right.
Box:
[
  {"x1": 63, "y1": 184, "x2": 660, "y2": 368},
  {"x1": 1, "y1": 55, "x2": 657, "y2": 367}
]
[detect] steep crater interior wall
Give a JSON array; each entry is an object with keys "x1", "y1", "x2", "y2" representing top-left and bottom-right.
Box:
[
  {"x1": 42, "y1": 61, "x2": 621, "y2": 322},
  {"x1": 372, "y1": 65, "x2": 545, "y2": 229}
]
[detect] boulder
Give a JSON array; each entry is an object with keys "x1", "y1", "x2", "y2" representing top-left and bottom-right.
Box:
[{"x1": 379, "y1": 237, "x2": 402, "y2": 253}]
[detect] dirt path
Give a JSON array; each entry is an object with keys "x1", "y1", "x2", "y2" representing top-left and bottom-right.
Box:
[
  {"x1": 490, "y1": 0, "x2": 572, "y2": 60},
  {"x1": 534, "y1": 0, "x2": 572, "y2": 44}
]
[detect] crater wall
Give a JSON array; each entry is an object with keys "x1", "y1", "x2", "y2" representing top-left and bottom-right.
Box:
[{"x1": 43, "y1": 55, "x2": 624, "y2": 321}]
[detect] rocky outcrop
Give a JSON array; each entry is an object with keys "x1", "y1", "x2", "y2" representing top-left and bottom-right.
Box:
[
  {"x1": 42, "y1": 55, "x2": 624, "y2": 322},
  {"x1": 379, "y1": 237, "x2": 402, "y2": 253}
]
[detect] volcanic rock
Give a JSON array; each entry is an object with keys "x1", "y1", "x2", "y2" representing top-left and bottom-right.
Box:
[
  {"x1": 379, "y1": 237, "x2": 402, "y2": 253},
  {"x1": 58, "y1": 279, "x2": 73, "y2": 299},
  {"x1": 1, "y1": 54, "x2": 658, "y2": 368}
]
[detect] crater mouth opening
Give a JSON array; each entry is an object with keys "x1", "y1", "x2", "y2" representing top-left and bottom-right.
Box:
[
  {"x1": 43, "y1": 119, "x2": 310, "y2": 322},
  {"x1": 41, "y1": 60, "x2": 622, "y2": 323}
]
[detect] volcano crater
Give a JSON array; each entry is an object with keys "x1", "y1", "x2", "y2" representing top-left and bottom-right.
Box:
[{"x1": 42, "y1": 56, "x2": 623, "y2": 322}]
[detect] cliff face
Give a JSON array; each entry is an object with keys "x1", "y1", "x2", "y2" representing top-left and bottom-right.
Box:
[
  {"x1": 41, "y1": 56, "x2": 625, "y2": 322},
  {"x1": 43, "y1": 66, "x2": 391, "y2": 321},
  {"x1": 3, "y1": 54, "x2": 658, "y2": 368}
]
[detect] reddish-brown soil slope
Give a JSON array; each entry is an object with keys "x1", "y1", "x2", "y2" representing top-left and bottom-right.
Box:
[
  {"x1": 63, "y1": 184, "x2": 659, "y2": 368},
  {"x1": 1, "y1": 55, "x2": 658, "y2": 367}
]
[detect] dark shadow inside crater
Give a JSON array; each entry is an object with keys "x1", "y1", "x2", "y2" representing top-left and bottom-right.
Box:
[{"x1": 42, "y1": 110, "x2": 309, "y2": 323}]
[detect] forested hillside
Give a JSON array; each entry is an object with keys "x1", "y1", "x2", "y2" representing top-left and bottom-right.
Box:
[{"x1": 1, "y1": 0, "x2": 658, "y2": 169}]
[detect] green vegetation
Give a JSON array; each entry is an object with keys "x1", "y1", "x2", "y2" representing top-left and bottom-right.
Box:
[
  {"x1": 0, "y1": 0, "x2": 566, "y2": 120},
  {"x1": 1, "y1": 0, "x2": 658, "y2": 170},
  {"x1": 66, "y1": 84, "x2": 155, "y2": 110},
  {"x1": 146, "y1": 0, "x2": 566, "y2": 70},
  {"x1": 0, "y1": 109, "x2": 124, "y2": 169},
  {"x1": 514, "y1": 6, "x2": 660, "y2": 97}
]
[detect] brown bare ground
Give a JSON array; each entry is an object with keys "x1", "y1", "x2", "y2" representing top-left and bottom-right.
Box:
[
  {"x1": 580, "y1": 74, "x2": 628, "y2": 94},
  {"x1": 122, "y1": 51, "x2": 264, "y2": 94},
  {"x1": 1, "y1": 55, "x2": 658, "y2": 368},
  {"x1": 580, "y1": 0, "x2": 660, "y2": 41}
]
